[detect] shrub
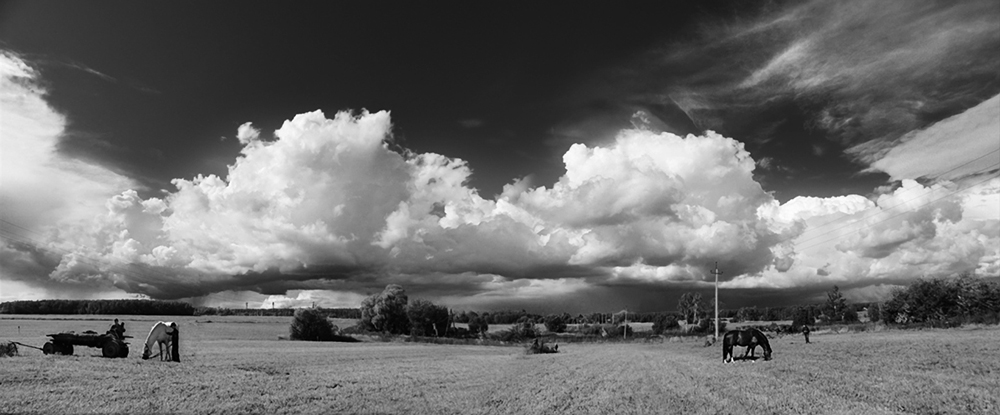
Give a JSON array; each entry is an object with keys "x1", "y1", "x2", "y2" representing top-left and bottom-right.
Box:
[
  {"x1": 690, "y1": 318, "x2": 726, "y2": 334},
  {"x1": 868, "y1": 303, "x2": 882, "y2": 322},
  {"x1": 842, "y1": 307, "x2": 859, "y2": 323},
  {"x1": 609, "y1": 324, "x2": 634, "y2": 338},
  {"x1": 360, "y1": 284, "x2": 411, "y2": 334},
  {"x1": 406, "y1": 299, "x2": 449, "y2": 337},
  {"x1": 543, "y1": 314, "x2": 568, "y2": 333},
  {"x1": 882, "y1": 274, "x2": 1000, "y2": 325},
  {"x1": 467, "y1": 315, "x2": 489, "y2": 336},
  {"x1": 492, "y1": 321, "x2": 537, "y2": 342},
  {"x1": 791, "y1": 306, "x2": 815, "y2": 329},
  {"x1": 290, "y1": 308, "x2": 335, "y2": 341},
  {"x1": 651, "y1": 314, "x2": 679, "y2": 335}
]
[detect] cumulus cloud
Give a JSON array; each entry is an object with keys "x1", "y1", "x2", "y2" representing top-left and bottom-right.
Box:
[
  {"x1": 730, "y1": 179, "x2": 1000, "y2": 292},
  {"x1": 5, "y1": 99, "x2": 800, "y2": 300},
  {"x1": 235, "y1": 122, "x2": 261, "y2": 144},
  {"x1": 0, "y1": 51, "x2": 137, "y2": 300}
]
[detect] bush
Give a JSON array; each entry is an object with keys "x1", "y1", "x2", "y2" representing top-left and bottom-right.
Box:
[
  {"x1": 406, "y1": 299, "x2": 449, "y2": 337},
  {"x1": 491, "y1": 321, "x2": 537, "y2": 342},
  {"x1": 543, "y1": 314, "x2": 568, "y2": 333},
  {"x1": 609, "y1": 324, "x2": 634, "y2": 338},
  {"x1": 690, "y1": 318, "x2": 726, "y2": 334},
  {"x1": 882, "y1": 274, "x2": 1000, "y2": 325},
  {"x1": 791, "y1": 306, "x2": 815, "y2": 329},
  {"x1": 359, "y1": 284, "x2": 411, "y2": 334},
  {"x1": 467, "y1": 314, "x2": 489, "y2": 336},
  {"x1": 290, "y1": 308, "x2": 335, "y2": 341},
  {"x1": 867, "y1": 303, "x2": 882, "y2": 322},
  {"x1": 651, "y1": 314, "x2": 679, "y2": 335},
  {"x1": 842, "y1": 307, "x2": 859, "y2": 323}
]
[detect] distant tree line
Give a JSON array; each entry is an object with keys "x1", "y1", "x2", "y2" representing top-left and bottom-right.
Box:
[
  {"x1": 0, "y1": 299, "x2": 362, "y2": 319},
  {"x1": 0, "y1": 299, "x2": 195, "y2": 315},
  {"x1": 196, "y1": 307, "x2": 360, "y2": 319}
]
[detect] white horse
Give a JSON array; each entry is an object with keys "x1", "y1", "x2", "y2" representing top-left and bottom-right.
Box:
[{"x1": 142, "y1": 321, "x2": 176, "y2": 361}]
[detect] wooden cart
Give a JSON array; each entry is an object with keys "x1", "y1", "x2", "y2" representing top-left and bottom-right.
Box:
[{"x1": 42, "y1": 331, "x2": 130, "y2": 358}]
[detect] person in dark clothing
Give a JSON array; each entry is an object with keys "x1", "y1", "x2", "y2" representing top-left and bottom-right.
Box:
[
  {"x1": 109, "y1": 319, "x2": 126, "y2": 339},
  {"x1": 802, "y1": 325, "x2": 811, "y2": 344}
]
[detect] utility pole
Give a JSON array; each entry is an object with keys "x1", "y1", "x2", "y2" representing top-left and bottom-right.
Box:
[
  {"x1": 711, "y1": 262, "x2": 723, "y2": 341},
  {"x1": 623, "y1": 307, "x2": 628, "y2": 340}
]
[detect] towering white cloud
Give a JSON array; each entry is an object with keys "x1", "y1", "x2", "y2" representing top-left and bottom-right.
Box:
[
  {"x1": 0, "y1": 51, "x2": 136, "y2": 300},
  {"x1": 6, "y1": 103, "x2": 799, "y2": 298},
  {"x1": 732, "y1": 179, "x2": 1000, "y2": 289}
]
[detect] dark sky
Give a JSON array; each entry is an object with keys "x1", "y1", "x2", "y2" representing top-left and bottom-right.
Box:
[{"x1": 0, "y1": 0, "x2": 908, "y2": 201}]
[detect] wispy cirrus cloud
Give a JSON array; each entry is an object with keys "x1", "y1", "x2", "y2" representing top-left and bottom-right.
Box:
[{"x1": 581, "y1": 0, "x2": 999, "y2": 177}]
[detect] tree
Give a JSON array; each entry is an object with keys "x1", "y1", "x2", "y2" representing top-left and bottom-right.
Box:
[
  {"x1": 406, "y1": 299, "x2": 450, "y2": 337},
  {"x1": 736, "y1": 306, "x2": 761, "y2": 323},
  {"x1": 791, "y1": 306, "x2": 814, "y2": 328},
  {"x1": 651, "y1": 313, "x2": 679, "y2": 335},
  {"x1": 290, "y1": 308, "x2": 334, "y2": 341},
  {"x1": 677, "y1": 292, "x2": 704, "y2": 324},
  {"x1": 543, "y1": 314, "x2": 568, "y2": 333},
  {"x1": 467, "y1": 313, "x2": 489, "y2": 336},
  {"x1": 867, "y1": 303, "x2": 882, "y2": 322},
  {"x1": 842, "y1": 306, "x2": 859, "y2": 323},
  {"x1": 360, "y1": 285, "x2": 411, "y2": 334},
  {"x1": 824, "y1": 285, "x2": 848, "y2": 322}
]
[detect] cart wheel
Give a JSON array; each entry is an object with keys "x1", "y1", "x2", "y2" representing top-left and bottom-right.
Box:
[
  {"x1": 119, "y1": 343, "x2": 129, "y2": 358},
  {"x1": 102, "y1": 341, "x2": 120, "y2": 358},
  {"x1": 62, "y1": 344, "x2": 74, "y2": 355},
  {"x1": 43, "y1": 342, "x2": 54, "y2": 355}
]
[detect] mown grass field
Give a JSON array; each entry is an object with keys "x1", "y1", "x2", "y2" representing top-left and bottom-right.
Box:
[{"x1": 1, "y1": 315, "x2": 997, "y2": 414}]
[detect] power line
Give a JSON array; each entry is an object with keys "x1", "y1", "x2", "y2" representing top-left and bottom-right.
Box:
[
  {"x1": 794, "y1": 170, "x2": 999, "y2": 253},
  {"x1": 791, "y1": 162, "x2": 999, "y2": 249},
  {"x1": 929, "y1": 148, "x2": 1000, "y2": 180},
  {"x1": 793, "y1": 158, "x2": 1000, "y2": 243}
]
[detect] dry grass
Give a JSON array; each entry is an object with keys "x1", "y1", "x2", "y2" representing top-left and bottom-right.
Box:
[{"x1": 1, "y1": 315, "x2": 997, "y2": 414}]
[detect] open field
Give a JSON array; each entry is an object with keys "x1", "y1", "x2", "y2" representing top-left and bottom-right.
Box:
[{"x1": 2, "y1": 315, "x2": 998, "y2": 414}]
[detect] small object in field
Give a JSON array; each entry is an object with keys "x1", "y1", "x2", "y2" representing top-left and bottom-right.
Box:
[
  {"x1": 525, "y1": 339, "x2": 559, "y2": 354},
  {"x1": 0, "y1": 341, "x2": 18, "y2": 357}
]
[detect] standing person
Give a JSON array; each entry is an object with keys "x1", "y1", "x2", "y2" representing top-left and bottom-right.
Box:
[
  {"x1": 802, "y1": 325, "x2": 811, "y2": 344},
  {"x1": 109, "y1": 319, "x2": 125, "y2": 339}
]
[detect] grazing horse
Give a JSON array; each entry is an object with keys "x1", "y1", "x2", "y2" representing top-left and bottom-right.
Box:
[
  {"x1": 722, "y1": 328, "x2": 772, "y2": 363},
  {"x1": 142, "y1": 321, "x2": 176, "y2": 361}
]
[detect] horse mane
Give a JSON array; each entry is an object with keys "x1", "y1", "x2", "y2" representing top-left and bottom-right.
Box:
[{"x1": 751, "y1": 328, "x2": 772, "y2": 353}]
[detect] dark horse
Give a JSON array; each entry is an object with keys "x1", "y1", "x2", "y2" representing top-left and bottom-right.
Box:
[{"x1": 722, "y1": 328, "x2": 772, "y2": 363}]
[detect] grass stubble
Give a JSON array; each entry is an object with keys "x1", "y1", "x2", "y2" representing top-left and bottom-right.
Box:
[{"x1": 0, "y1": 315, "x2": 997, "y2": 414}]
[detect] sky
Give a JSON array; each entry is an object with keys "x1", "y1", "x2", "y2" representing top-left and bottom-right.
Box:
[{"x1": 1, "y1": 0, "x2": 998, "y2": 314}]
